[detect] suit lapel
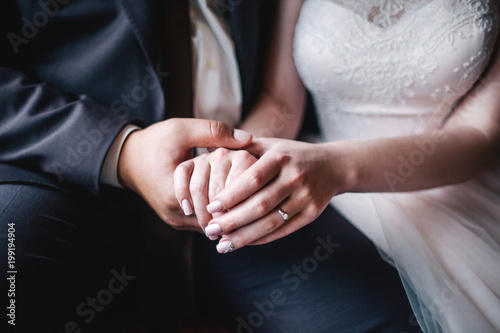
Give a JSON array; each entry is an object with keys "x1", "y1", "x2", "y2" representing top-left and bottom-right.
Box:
[
  {"x1": 229, "y1": 0, "x2": 261, "y2": 115},
  {"x1": 120, "y1": 0, "x2": 194, "y2": 119},
  {"x1": 118, "y1": 0, "x2": 273, "y2": 120},
  {"x1": 229, "y1": 0, "x2": 277, "y2": 117},
  {"x1": 120, "y1": 0, "x2": 163, "y2": 68}
]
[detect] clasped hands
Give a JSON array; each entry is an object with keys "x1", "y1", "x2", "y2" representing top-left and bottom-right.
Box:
[
  {"x1": 172, "y1": 129, "x2": 341, "y2": 254},
  {"x1": 118, "y1": 118, "x2": 340, "y2": 254}
]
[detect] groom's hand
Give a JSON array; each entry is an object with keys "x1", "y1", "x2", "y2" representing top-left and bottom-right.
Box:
[{"x1": 117, "y1": 118, "x2": 252, "y2": 232}]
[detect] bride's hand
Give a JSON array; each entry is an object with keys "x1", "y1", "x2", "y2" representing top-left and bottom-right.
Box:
[
  {"x1": 173, "y1": 148, "x2": 258, "y2": 235},
  {"x1": 204, "y1": 138, "x2": 348, "y2": 253}
]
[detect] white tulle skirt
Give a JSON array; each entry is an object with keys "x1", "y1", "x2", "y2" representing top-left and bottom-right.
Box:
[{"x1": 332, "y1": 158, "x2": 500, "y2": 333}]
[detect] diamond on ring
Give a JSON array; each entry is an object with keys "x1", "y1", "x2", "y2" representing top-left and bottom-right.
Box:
[{"x1": 277, "y1": 209, "x2": 289, "y2": 223}]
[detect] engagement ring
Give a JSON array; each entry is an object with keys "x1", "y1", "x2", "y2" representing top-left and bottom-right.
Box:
[{"x1": 277, "y1": 208, "x2": 289, "y2": 223}]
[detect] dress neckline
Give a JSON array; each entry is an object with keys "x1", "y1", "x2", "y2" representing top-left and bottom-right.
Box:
[
  {"x1": 349, "y1": 0, "x2": 442, "y2": 41},
  {"x1": 326, "y1": 0, "x2": 440, "y2": 37}
]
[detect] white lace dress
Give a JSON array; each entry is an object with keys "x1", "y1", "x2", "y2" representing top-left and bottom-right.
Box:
[{"x1": 293, "y1": 1, "x2": 500, "y2": 332}]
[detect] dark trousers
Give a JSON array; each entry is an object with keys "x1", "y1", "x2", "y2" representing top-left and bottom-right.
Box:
[
  {"x1": 193, "y1": 205, "x2": 422, "y2": 333},
  {"x1": 0, "y1": 164, "x2": 192, "y2": 332}
]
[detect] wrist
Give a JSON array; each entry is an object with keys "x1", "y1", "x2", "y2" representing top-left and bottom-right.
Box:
[
  {"x1": 101, "y1": 125, "x2": 140, "y2": 187},
  {"x1": 117, "y1": 129, "x2": 141, "y2": 191},
  {"x1": 241, "y1": 92, "x2": 303, "y2": 139},
  {"x1": 322, "y1": 141, "x2": 360, "y2": 195}
]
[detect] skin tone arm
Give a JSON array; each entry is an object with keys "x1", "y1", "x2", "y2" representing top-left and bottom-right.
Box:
[{"x1": 203, "y1": 31, "x2": 500, "y2": 252}]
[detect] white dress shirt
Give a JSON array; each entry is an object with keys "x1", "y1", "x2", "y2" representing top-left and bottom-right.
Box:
[{"x1": 100, "y1": 0, "x2": 242, "y2": 187}]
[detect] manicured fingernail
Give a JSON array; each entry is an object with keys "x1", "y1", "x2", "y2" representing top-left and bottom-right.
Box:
[
  {"x1": 208, "y1": 235, "x2": 218, "y2": 241},
  {"x1": 217, "y1": 241, "x2": 235, "y2": 254},
  {"x1": 233, "y1": 129, "x2": 252, "y2": 141},
  {"x1": 182, "y1": 199, "x2": 193, "y2": 216},
  {"x1": 207, "y1": 200, "x2": 223, "y2": 214},
  {"x1": 205, "y1": 223, "x2": 222, "y2": 236}
]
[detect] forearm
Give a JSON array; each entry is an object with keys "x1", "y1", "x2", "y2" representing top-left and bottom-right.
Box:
[
  {"x1": 240, "y1": 0, "x2": 306, "y2": 139},
  {"x1": 239, "y1": 91, "x2": 305, "y2": 139},
  {"x1": 331, "y1": 125, "x2": 497, "y2": 193}
]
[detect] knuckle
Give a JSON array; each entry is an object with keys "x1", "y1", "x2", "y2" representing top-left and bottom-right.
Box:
[
  {"x1": 189, "y1": 179, "x2": 204, "y2": 194},
  {"x1": 217, "y1": 147, "x2": 230, "y2": 155},
  {"x1": 237, "y1": 150, "x2": 257, "y2": 164},
  {"x1": 235, "y1": 149, "x2": 247, "y2": 156},
  {"x1": 290, "y1": 169, "x2": 306, "y2": 185},
  {"x1": 256, "y1": 198, "x2": 273, "y2": 215},
  {"x1": 235, "y1": 150, "x2": 251, "y2": 159},
  {"x1": 249, "y1": 170, "x2": 265, "y2": 187},
  {"x1": 266, "y1": 217, "x2": 280, "y2": 231},
  {"x1": 275, "y1": 150, "x2": 291, "y2": 165},
  {"x1": 209, "y1": 187, "x2": 222, "y2": 201},
  {"x1": 301, "y1": 187, "x2": 314, "y2": 200},
  {"x1": 306, "y1": 205, "x2": 322, "y2": 221},
  {"x1": 212, "y1": 148, "x2": 229, "y2": 162},
  {"x1": 211, "y1": 184, "x2": 223, "y2": 196},
  {"x1": 210, "y1": 121, "x2": 228, "y2": 139}
]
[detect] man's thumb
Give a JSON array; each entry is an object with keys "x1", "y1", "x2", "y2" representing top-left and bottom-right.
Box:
[{"x1": 186, "y1": 120, "x2": 252, "y2": 149}]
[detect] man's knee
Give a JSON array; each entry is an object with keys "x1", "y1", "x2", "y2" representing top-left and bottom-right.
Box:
[{"x1": 0, "y1": 181, "x2": 138, "y2": 331}]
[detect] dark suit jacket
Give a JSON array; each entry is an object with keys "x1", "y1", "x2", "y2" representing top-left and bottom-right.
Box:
[{"x1": 0, "y1": 0, "x2": 275, "y2": 195}]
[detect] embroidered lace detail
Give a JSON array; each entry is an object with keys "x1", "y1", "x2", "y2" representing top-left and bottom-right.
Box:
[
  {"x1": 294, "y1": 0, "x2": 499, "y2": 140},
  {"x1": 332, "y1": 0, "x2": 432, "y2": 28}
]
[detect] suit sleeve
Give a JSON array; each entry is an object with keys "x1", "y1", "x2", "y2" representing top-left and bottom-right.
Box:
[{"x1": 0, "y1": 66, "x2": 139, "y2": 195}]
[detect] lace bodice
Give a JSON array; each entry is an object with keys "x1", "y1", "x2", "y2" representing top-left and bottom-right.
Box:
[{"x1": 294, "y1": 0, "x2": 499, "y2": 141}]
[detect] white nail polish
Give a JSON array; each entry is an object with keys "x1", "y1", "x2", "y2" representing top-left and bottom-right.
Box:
[
  {"x1": 217, "y1": 241, "x2": 235, "y2": 254},
  {"x1": 205, "y1": 223, "x2": 222, "y2": 236},
  {"x1": 182, "y1": 199, "x2": 193, "y2": 216},
  {"x1": 207, "y1": 201, "x2": 223, "y2": 214},
  {"x1": 233, "y1": 129, "x2": 251, "y2": 141}
]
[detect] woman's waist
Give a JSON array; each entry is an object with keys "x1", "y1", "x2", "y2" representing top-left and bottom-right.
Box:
[{"x1": 315, "y1": 106, "x2": 446, "y2": 141}]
